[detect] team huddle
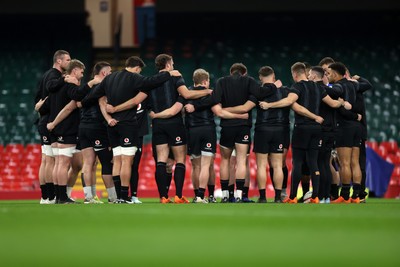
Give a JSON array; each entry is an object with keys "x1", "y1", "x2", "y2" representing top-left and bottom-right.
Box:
[{"x1": 34, "y1": 50, "x2": 372, "y2": 204}]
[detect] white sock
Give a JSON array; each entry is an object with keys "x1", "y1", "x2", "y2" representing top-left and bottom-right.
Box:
[
  {"x1": 107, "y1": 187, "x2": 117, "y2": 201},
  {"x1": 84, "y1": 186, "x2": 93, "y2": 199},
  {"x1": 91, "y1": 185, "x2": 97, "y2": 198},
  {"x1": 67, "y1": 186, "x2": 73, "y2": 198},
  {"x1": 237, "y1": 189, "x2": 243, "y2": 199},
  {"x1": 222, "y1": 190, "x2": 229, "y2": 198}
]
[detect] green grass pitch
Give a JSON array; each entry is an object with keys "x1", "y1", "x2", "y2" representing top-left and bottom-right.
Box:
[{"x1": 1, "y1": 198, "x2": 400, "y2": 267}]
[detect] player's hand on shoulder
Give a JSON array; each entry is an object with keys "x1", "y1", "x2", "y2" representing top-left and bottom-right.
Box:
[
  {"x1": 169, "y1": 70, "x2": 182, "y2": 77},
  {"x1": 274, "y1": 80, "x2": 282, "y2": 88},
  {"x1": 64, "y1": 75, "x2": 79, "y2": 85}
]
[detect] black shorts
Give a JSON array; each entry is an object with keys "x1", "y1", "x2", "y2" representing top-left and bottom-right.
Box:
[
  {"x1": 56, "y1": 134, "x2": 78, "y2": 145},
  {"x1": 253, "y1": 126, "x2": 285, "y2": 154},
  {"x1": 220, "y1": 125, "x2": 251, "y2": 148},
  {"x1": 38, "y1": 123, "x2": 51, "y2": 145},
  {"x1": 187, "y1": 126, "x2": 217, "y2": 156},
  {"x1": 107, "y1": 123, "x2": 138, "y2": 149},
  {"x1": 335, "y1": 122, "x2": 362, "y2": 148},
  {"x1": 291, "y1": 124, "x2": 322, "y2": 150},
  {"x1": 321, "y1": 131, "x2": 335, "y2": 153},
  {"x1": 152, "y1": 121, "x2": 187, "y2": 146},
  {"x1": 79, "y1": 127, "x2": 110, "y2": 150}
]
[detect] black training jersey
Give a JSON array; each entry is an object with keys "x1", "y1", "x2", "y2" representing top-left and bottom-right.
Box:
[
  {"x1": 80, "y1": 84, "x2": 106, "y2": 129},
  {"x1": 334, "y1": 78, "x2": 359, "y2": 125},
  {"x1": 212, "y1": 73, "x2": 260, "y2": 127},
  {"x1": 255, "y1": 85, "x2": 290, "y2": 129},
  {"x1": 148, "y1": 75, "x2": 186, "y2": 124},
  {"x1": 290, "y1": 80, "x2": 327, "y2": 125},
  {"x1": 35, "y1": 68, "x2": 63, "y2": 125},
  {"x1": 51, "y1": 83, "x2": 91, "y2": 136},
  {"x1": 91, "y1": 69, "x2": 170, "y2": 124},
  {"x1": 353, "y1": 77, "x2": 372, "y2": 138},
  {"x1": 185, "y1": 86, "x2": 216, "y2": 128},
  {"x1": 317, "y1": 81, "x2": 336, "y2": 132}
]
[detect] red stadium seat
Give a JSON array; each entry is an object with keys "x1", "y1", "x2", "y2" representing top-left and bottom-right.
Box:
[
  {"x1": 380, "y1": 141, "x2": 399, "y2": 154},
  {"x1": 377, "y1": 145, "x2": 388, "y2": 158},
  {"x1": 366, "y1": 141, "x2": 378, "y2": 151}
]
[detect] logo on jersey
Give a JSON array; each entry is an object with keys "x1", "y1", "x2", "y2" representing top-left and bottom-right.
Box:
[
  {"x1": 43, "y1": 136, "x2": 47, "y2": 141},
  {"x1": 95, "y1": 140, "x2": 101, "y2": 146},
  {"x1": 124, "y1": 138, "x2": 130, "y2": 145},
  {"x1": 206, "y1": 143, "x2": 212, "y2": 148}
]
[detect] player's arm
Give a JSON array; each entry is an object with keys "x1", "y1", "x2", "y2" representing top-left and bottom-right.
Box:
[
  {"x1": 99, "y1": 96, "x2": 118, "y2": 126},
  {"x1": 354, "y1": 76, "x2": 372, "y2": 93},
  {"x1": 47, "y1": 100, "x2": 77, "y2": 131},
  {"x1": 259, "y1": 92, "x2": 298, "y2": 110},
  {"x1": 149, "y1": 102, "x2": 184, "y2": 119},
  {"x1": 177, "y1": 85, "x2": 212, "y2": 100},
  {"x1": 322, "y1": 95, "x2": 351, "y2": 110},
  {"x1": 223, "y1": 100, "x2": 256, "y2": 114},
  {"x1": 291, "y1": 102, "x2": 324, "y2": 124},
  {"x1": 212, "y1": 104, "x2": 249, "y2": 119},
  {"x1": 106, "y1": 92, "x2": 148, "y2": 113},
  {"x1": 35, "y1": 97, "x2": 48, "y2": 111}
]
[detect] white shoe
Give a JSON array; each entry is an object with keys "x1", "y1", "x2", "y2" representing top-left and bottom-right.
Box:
[
  {"x1": 47, "y1": 198, "x2": 56, "y2": 204},
  {"x1": 40, "y1": 198, "x2": 49, "y2": 204},
  {"x1": 319, "y1": 198, "x2": 326, "y2": 204},
  {"x1": 193, "y1": 196, "x2": 208, "y2": 203},
  {"x1": 131, "y1": 196, "x2": 142, "y2": 204}
]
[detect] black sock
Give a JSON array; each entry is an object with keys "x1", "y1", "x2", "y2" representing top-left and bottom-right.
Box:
[
  {"x1": 81, "y1": 173, "x2": 86, "y2": 187},
  {"x1": 340, "y1": 184, "x2": 351, "y2": 200},
  {"x1": 331, "y1": 184, "x2": 339, "y2": 199},
  {"x1": 221, "y1": 180, "x2": 229, "y2": 191},
  {"x1": 166, "y1": 172, "x2": 173, "y2": 198},
  {"x1": 259, "y1": 189, "x2": 266, "y2": 199},
  {"x1": 40, "y1": 184, "x2": 48, "y2": 199},
  {"x1": 55, "y1": 184, "x2": 59, "y2": 200},
  {"x1": 243, "y1": 186, "x2": 249, "y2": 198},
  {"x1": 228, "y1": 184, "x2": 235, "y2": 198},
  {"x1": 198, "y1": 188, "x2": 205, "y2": 199},
  {"x1": 275, "y1": 189, "x2": 282, "y2": 201},
  {"x1": 174, "y1": 163, "x2": 186, "y2": 198},
  {"x1": 46, "y1": 183, "x2": 55, "y2": 200},
  {"x1": 194, "y1": 188, "x2": 199, "y2": 197},
  {"x1": 236, "y1": 179, "x2": 245, "y2": 192},
  {"x1": 156, "y1": 162, "x2": 167, "y2": 198},
  {"x1": 208, "y1": 184, "x2": 215, "y2": 197},
  {"x1": 302, "y1": 181, "x2": 310, "y2": 195},
  {"x1": 113, "y1": 175, "x2": 121, "y2": 199},
  {"x1": 282, "y1": 166, "x2": 288, "y2": 190},
  {"x1": 59, "y1": 185, "x2": 67, "y2": 201},
  {"x1": 352, "y1": 183, "x2": 361, "y2": 199},
  {"x1": 121, "y1": 186, "x2": 129, "y2": 201}
]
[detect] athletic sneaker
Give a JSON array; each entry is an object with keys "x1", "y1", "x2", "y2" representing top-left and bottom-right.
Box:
[
  {"x1": 241, "y1": 197, "x2": 255, "y2": 203},
  {"x1": 193, "y1": 197, "x2": 208, "y2": 203},
  {"x1": 174, "y1": 196, "x2": 190, "y2": 204},
  {"x1": 304, "y1": 197, "x2": 319, "y2": 204},
  {"x1": 283, "y1": 197, "x2": 297, "y2": 204},
  {"x1": 131, "y1": 196, "x2": 142, "y2": 204},
  {"x1": 59, "y1": 198, "x2": 79, "y2": 204},
  {"x1": 331, "y1": 196, "x2": 351, "y2": 204},
  {"x1": 351, "y1": 197, "x2": 360, "y2": 204},
  {"x1": 40, "y1": 198, "x2": 49, "y2": 204},
  {"x1": 208, "y1": 196, "x2": 217, "y2": 203},
  {"x1": 115, "y1": 199, "x2": 134, "y2": 204},
  {"x1": 221, "y1": 197, "x2": 229, "y2": 203},
  {"x1": 160, "y1": 197, "x2": 172, "y2": 204},
  {"x1": 274, "y1": 198, "x2": 283, "y2": 203},
  {"x1": 93, "y1": 195, "x2": 104, "y2": 204},
  {"x1": 228, "y1": 197, "x2": 237, "y2": 203},
  {"x1": 257, "y1": 198, "x2": 267, "y2": 203},
  {"x1": 84, "y1": 198, "x2": 103, "y2": 204},
  {"x1": 47, "y1": 198, "x2": 56, "y2": 204}
]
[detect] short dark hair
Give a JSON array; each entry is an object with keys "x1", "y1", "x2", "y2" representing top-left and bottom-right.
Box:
[
  {"x1": 155, "y1": 54, "x2": 172, "y2": 70},
  {"x1": 310, "y1": 66, "x2": 325, "y2": 79},
  {"x1": 92, "y1": 61, "x2": 111, "y2": 78},
  {"x1": 66, "y1": 59, "x2": 85, "y2": 75},
  {"x1": 291, "y1": 62, "x2": 306, "y2": 75},
  {"x1": 303, "y1": 62, "x2": 312, "y2": 70},
  {"x1": 230, "y1": 63, "x2": 247, "y2": 75},
  {"x1": 193, "y1": 69, "x2": 209, "y2": 85},
  {"x1": 319, "y1": 57, "x2": 335, "y2": 67},
  {"x1": 258, "y1": 66, "x2": 274, "y2": 77},
  {"x1": 125, "y1": 56, "x2": 145, "y2": 68},
  {"x1": 53, "y1": 50, "x2": 69, "y2": 63},
  {"x1": 329, "y1": 62, "x2": 347, "y2": 76}
]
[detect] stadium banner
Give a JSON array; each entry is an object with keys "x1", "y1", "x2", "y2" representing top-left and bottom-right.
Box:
[{"x1": 366, "y1": 147, "x2": 394, "y2": 197}]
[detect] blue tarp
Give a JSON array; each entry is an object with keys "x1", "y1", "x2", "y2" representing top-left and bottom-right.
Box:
[{"x1": 366, "y1": 147, "x2": 395, "y2": 197}]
